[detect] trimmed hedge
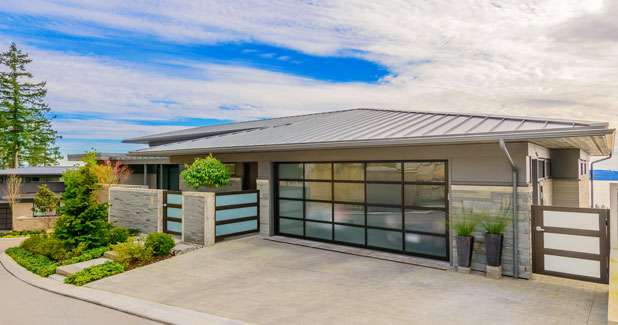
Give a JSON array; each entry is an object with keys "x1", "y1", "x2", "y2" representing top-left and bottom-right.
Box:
[
  {"x1": 64, "y1": 261, "x2": 124, "y2": 286},
  {"x1": 0, "y1": 230, "x2": 44, "y2": 238},
  {"x1": 5, "y1": 247, "x2": 57, "y2": 277},
  {"x1": 61, "y1": 246, "x2": 111, "y2": 266}
]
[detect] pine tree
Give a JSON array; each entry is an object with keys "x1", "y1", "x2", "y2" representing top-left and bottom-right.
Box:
[{"x1": 0, "y1": 42, "x2": 61, "y2": 168}]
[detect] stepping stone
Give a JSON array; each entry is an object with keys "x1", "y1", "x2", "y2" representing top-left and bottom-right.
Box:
[
  {"x1": 48, "y1": 273, "x2": 66, "y2": 282},
  {"x1": 55, "y1": 257, "x2": 112, "y2": 276},
  {"x1": 103, "y1": 250, "x2": 120, "y2": 261}
]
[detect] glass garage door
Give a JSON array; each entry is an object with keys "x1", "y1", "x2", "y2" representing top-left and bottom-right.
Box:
[{"x1": 275, "y1": 161, "x2": 449, "y2": 260}]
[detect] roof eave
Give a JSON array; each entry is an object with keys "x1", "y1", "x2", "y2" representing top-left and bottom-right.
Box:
[{"x1": 128, "y1": 127, "x2": 615, "y2": 157}]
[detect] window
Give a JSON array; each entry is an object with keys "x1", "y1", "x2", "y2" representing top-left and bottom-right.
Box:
[
  {"x1": 46, "y1": 177, "x2": 63, "y2": 182},
  {"x1": 276, "y1": 161, "x2": 448, "y2": 260},
  {"x1": 25, "y1": 176, "x2": 45, "y2": 183},
  {"x1": 0, "y1": 177, "x2": 3, "y2": 183}
]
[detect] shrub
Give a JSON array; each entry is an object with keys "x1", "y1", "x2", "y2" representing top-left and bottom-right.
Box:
[
  {"x1": 127, "y1": 228, "x2": 140, "y2": 236},
  {"x1": 5, "y1": 247, "x2": 57, "y2": 277},
  {"x1": 64, "y1": 261, "x2": 124, "y2": 286},
  {"x1": 61, "y1": 246, "x2": 111, "y2": 266},
  {"x1": 0, "y1": 230, "x2": 44, "y2": 238},
  {"x1": 20, "y1": 235, "x2": 73, "y2": 261},
  {"x1": 108, "y1": 226, "x2": 130, "y2": 245},
  {"x1": 145, "y1": 232, "x2": 175, "y2": 256},
  {"x1": 54, "y1": 152, "x2": 111, "y2": 248},
  {"x1": 181, "y1": 153, "x2": 230, "y2": 190},
  {"x1": 32, "y1": 184, "x2": 60, "y2": 216},
  {"x1": 481, "y1": 202, "x2": 512, "y2": 235},
  {"x1": 111, "y1": 237, "x2": 153, "y2": 266}
]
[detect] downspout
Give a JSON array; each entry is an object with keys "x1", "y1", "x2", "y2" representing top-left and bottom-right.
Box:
[
  {"x1": 499, "y1": 139, "x2": 519, "y2": 280},
  {"x1": 590, "y1": 153, "x2": 612, "y2": 208}
]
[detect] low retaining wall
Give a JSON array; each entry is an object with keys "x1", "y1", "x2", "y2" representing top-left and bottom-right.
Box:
[
  {"x1": 108, "y1": 187, "x2": 163, "y2": 233},
  {"x1": 13, "y1": 216, "x2": 58, "y2": 231}
]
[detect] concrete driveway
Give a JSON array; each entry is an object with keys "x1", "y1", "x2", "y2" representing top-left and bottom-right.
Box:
[
  {"x1": 0, "y1": 238, "x2": 158, "y2": 325},
  {"x1": 87, "y1": 236, "x2": 608, "y2": 324}
]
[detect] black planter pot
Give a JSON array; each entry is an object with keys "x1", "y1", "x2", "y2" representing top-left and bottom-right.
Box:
[
  {"x1": 456, "y1": 235, "x2": 474, "y2": 268},
  {"x1": 484, "y1": 233, "x2": 503, "y2": 267}
]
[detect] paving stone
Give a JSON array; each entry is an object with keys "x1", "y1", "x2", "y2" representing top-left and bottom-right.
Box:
[
  {"x1": 48, "y1": 273, "x2": 66, "y2": 282},
  {"x1": 56, "y1": 257, "x2": 112, "y2": 276}
]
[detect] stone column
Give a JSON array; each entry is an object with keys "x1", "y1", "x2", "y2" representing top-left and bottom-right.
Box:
[
  {"x1": 181, "y1": 191, "x2": 215, "y2": 246},
  {"x1": 256, "y1": 179, "x2": 270, "y2": 236}
]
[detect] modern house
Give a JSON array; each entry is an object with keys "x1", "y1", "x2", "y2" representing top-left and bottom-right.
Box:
[
  {"x1": 0, "y1": 166, "x2": 76, "y2": 231},
  {"x1": 119, "y1": 108, "x2": 614, "y2": 279}
]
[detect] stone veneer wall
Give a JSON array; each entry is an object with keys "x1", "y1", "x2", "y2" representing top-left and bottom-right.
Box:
[
  {"x1": 451, "y1": 185, "x2": 533, "y2": 278},
  {"x1": 256, "y1": 179, "x2": 270, "y2": 236},
  {"x1": 182, "y1": 191, "x2": 215, "y2": 245},
  {"x1": 109, "y1": 187, "x2": 163, "y2": 234}
]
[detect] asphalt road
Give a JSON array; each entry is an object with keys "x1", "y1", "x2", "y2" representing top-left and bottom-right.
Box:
[{"x1": 0, "y1": 238, "x2": 159, "y2": 325}]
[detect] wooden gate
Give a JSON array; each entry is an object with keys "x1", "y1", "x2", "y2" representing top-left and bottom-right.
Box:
[
  {"x1": 163, "y1": 191, "x2": 182, "y2": 236},
  {"x1": 532, "y1": 205, "x2": 610, "y2": 284}
]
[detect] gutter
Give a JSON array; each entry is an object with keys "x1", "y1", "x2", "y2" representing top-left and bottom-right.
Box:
[
  {"x1": 590, "y1": 153, "x2": 613, "y2": 208},
  {"x1": 499, "y1": 139, "x2": 519, "y2": 280}
]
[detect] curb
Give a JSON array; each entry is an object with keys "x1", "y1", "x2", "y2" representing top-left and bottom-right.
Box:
[{"x1": 0, "y1": 251, "x2": 247, "y2": 325}]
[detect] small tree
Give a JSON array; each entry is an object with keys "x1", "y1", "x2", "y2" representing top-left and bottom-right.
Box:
[
  {"x1": 32, "y1": 184, "x2": 60, "y2": 229},
  {"x1": 54, "y1": 152, "x2": 111, "y2": 248},
  {"x1": 93, "y1": 159, "x2": 132, "y2": 203},
  {"x1": 3, "y1": 174, "x2": 22, "y2": 210},
  {"x1": 181, "y1": 154, "x2": 230, "y2": 190}
]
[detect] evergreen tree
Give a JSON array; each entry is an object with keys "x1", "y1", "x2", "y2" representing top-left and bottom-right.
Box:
[{"x1": 0, "y1": 42, "x2": 61, "y2": 168}]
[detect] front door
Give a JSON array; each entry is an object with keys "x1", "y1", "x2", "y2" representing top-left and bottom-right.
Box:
[
  {"x1": 0, "y1": 204, "x2": 12, "y2": 230},
  {"x1": 532, "y1": 205, "x2": 610, "y2": 283}
]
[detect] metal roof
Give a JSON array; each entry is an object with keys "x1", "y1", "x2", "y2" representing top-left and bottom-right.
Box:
[
  {"x1": 127, "y1": 108, "x2": 615, "y2": 156},
  {"x1": 0, "y1": 166, "x2": 77, "y2": 176}
]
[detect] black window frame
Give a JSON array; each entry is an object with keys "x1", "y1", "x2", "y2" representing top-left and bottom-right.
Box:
[{"x1": 274, "y1": 160, "x2": 450, "y2": 261}]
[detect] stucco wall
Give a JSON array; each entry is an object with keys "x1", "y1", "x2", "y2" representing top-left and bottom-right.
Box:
[
  {"x1": 108, "y1": 187, "x2": 163, "y2": 233},
  {"x1": 13, "y1": 216, "x2": 57, "y2": 231},
  {"x1": 451, "y1": 185, "x2": 533, "y2": 278}
]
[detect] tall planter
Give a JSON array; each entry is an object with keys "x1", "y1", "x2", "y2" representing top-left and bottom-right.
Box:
[
  {"x1": 456, "y1": 235, "x2": 474, "y2": 268},
  {"x1": 484, "y1": 233, "x2": 503, "y2": 267}
]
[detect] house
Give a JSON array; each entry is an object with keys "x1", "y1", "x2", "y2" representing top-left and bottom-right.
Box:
[
  {"x1": 0, "y1": 166, "x2": 76, "y2": 231},
  {"x1": 119, "y1": 108, "x2": 614, "y2": 279}
]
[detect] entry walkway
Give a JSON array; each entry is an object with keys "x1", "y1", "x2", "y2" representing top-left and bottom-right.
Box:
[{"x1": 87, "y1": 236, "x2": 608, "y2": 324}]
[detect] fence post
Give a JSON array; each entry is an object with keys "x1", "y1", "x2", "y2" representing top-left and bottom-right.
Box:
[
  {"x1": 610, "y1": 183, "x2": 617, "y2": 249},
  {"x1": 204, "y1": 193, "x2": 216, "y2": 246}
]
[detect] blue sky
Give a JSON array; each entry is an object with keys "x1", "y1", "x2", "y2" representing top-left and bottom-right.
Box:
[{"x1": 0, "y1": 1, "x2": 617, "y2": 168}]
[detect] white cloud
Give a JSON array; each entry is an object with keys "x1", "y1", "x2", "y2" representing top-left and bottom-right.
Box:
[{"x1": 1, "y1": 0, "x2": 617, "y2": 166}]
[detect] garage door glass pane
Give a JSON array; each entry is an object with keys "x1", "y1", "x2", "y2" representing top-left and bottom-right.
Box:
[
  {"x1": 279, "y1": 163, "x2": 303, "y2": 179},
  {"x1": 306, "y1": 201, "x2": 332, "y2": 221},
  {"x1": 405, "y1": 233, "x2": 446, "y2": 257},
  {"x1": 305, "y1": 163, "x2": 332, "y2": 180},
  {"x1": 306, "y1": 221, "x2": 332, "y2": 240},
  {"x1": 334, "y1": 183, "x2": 364, "y2": 203},
  {"x1": 279, "y1": 199, "x2": 303, "y2": 219},
  {"x1": 366, "y1": 162, "x2": 402, "y2": 181},
  {"x1": 405, "y1": 210, "x2": 446, "y2": 234},
  {"x1": 334, "y1": 204, "x2": 365, "y2": 225},
  {"x1": 304, "y1": 182, "x2": 332, "y2": 200},
  {"x1": 404, "y1": 185, "x2": 445, "y2": 207},
  {"x1": 279, "y1": 181, "x2": 303, "y2": 199},
  {"x1": 404, "y1": 162, "x2": 445, "y2": 182},
  {"x1": 334, "y1": 163, "x2": 364, "y2": 180},
  {"x1": 335, "y1": 225, "x2": 365, "y2": 245},
  {"x1": 367, "y1": 206, "x2": 402, "y2": 229},
  {"x1": 367, "y1": 229, "x2": 402, "y2": 250},
  {"x1": 367, "y1": 183, "x2": 401, "y2": 205},
  {"x1": 279, "y1": 218, "x2": 303, "y2": 236}
]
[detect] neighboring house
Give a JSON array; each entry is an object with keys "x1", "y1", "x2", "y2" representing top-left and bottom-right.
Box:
[
  {"x1": 0, "y1": 166, "x2": 76, "y2": 231},
  {"x1": 119, "y1": 108, "x2": 614, "y2": 278}
]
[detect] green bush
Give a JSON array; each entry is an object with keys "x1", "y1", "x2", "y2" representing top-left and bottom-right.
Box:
[
  {"x1": 181, "y1": 153, "x2": 230, "y2": 190},
  {"x1": 61, "y1": 246, "x2": 111, "y2": 266},
  {"x1": 5, "y1": 247, "x2": 57, "y2": 277},
  {"x1": 54, "y1": 152, "x2": 111, "y2": 248},
  {"x1": 0, "y1": 230, "x2": 44, "y2": 238},
  {"x1": 64, "y1": 261, "x2": 124, "y2": 286},
  {"x1": 20, "y1": 235, "x2": 74, "y2": 261},
  {"x1": 111, "y1": 237, "x2": 153, "y2": 266},
  {"x1": 108, "y1": 226, "x2": 130, "y2": 245},
  {"x1": 145, "y1": 232, "x2": 175, "y2": 256},
  {"x1": 127, "y1": 228, "x2": 140, "y2": 236}
]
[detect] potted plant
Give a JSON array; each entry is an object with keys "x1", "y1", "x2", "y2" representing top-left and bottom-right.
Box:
[
  {"x1": 452, "y1": 206, "x2": 479, "y2": 274},
  {"x1": 480, "y1": 202, "x2": 512, "y2": 279}
]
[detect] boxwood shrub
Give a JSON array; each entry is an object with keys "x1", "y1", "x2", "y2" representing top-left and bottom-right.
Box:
[
  {"x1": 64, "y1": 261, "x2": 124, "y2": 286},
  {"x1": 5, "y1": 247, "x2": 57, "y2": 277},
  {"x1": 145, "y1": 232, "x2": 175, "y2": 256}
]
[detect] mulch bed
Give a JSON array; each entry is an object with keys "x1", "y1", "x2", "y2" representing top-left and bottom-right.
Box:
[{"x1": 124, "y1": 254, "x2": 172, "y2": 271}]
